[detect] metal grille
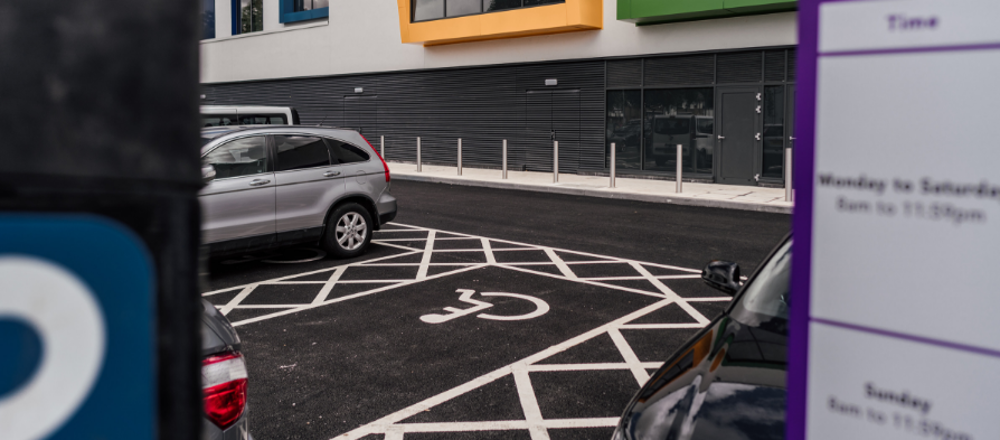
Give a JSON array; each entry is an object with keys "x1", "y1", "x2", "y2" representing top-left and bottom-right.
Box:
[
  {"x1": 716, "y1": 51, "x2": 763, "y2": 84},
  {"x1": 606, "y1": 59, "x2": 642, "y2": 89},
  {"x1": 203, "y1": 60, "x2": 604, "y2": 173},
  {"x1": 787, "y1": 48, "x2": 798, "y2": 81},
  {"x1": 643, "y1": 54, "x2": 714, "y2": 86},
  {"x1": 764, "y1": 50, "x2": 786, "y2": 82}
]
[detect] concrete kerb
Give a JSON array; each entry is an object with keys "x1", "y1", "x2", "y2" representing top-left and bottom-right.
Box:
[{"x1": 393, "y1": 171, "x2": 793, "y2": 215}]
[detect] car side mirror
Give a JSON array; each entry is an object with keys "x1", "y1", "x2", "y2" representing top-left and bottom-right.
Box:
[
  {"x1": 202, "y1": 164, "x2": 216, "y2": 183},
  {"x1": 701, "y1": 260, "x2": 742, "y2": 295}
]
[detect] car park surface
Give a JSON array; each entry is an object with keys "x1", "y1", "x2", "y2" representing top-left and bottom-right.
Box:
[{"x1": 201, "y1": 180, "x2": 789, "y2": 440}]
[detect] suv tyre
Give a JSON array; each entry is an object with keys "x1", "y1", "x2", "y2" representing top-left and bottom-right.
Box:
[{"x1": 323, "y1": 203, "x2": 373, "y2": 259}]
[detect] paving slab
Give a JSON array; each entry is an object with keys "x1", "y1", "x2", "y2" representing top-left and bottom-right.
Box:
[{"x1": 390, "y1": 163, "x2": 793, "y2": 214}]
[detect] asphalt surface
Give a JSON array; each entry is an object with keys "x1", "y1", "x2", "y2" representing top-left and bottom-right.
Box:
[{"x1": 202, "y1": 179, "x2": 790, "y2": 440}]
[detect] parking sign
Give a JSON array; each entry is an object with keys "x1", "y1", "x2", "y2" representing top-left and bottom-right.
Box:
[{"x1": 0, "y1": 215, "x2": 155, "y2": 440}]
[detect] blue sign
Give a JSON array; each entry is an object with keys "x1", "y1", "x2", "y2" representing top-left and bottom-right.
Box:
[{"x1": 0, "y1": 215, "x2": 155, "y2": 440}]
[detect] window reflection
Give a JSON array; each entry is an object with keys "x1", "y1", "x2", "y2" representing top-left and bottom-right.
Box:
[
  {"x1": 238, "y1": 0, "x2": 263, "y2": 34},
  {"x1": 201, "y1": 0, "x2": 215, "y2": 40},
  {"x1": 414, "y1": 0, "x2": 565, "y2": 22},
  {"x1": 762, "y1": 85, "x2": 785, "y2": 180},
  {"x1": 294, "y1": 0, "x2": 329, "y2": 11},
  {"x1": 606, "y1": 90, "x2": 642, "y2": 170},
  {"x1": 643, "y1": 88, "x2": 714, "y2": 175}
]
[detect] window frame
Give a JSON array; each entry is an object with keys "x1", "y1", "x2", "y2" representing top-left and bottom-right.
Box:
[
  {"x1": 280, "y1": 0, "x2": 329, "y2": 24},
  {"x1": 411, "y1": 0, "x2": 565, "y2": 23}
]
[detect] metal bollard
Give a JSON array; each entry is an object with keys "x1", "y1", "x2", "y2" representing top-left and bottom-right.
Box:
[
  {"x1": 553, "y1": 140, "x2": 559, "y2": 183},
  {"x1": 380, "y1": 135, "x2": 385, "y2": 159},
  {"x1": 676, "y1": 144, "x2": 683, "y2": 193},
  {"x1": 457, "y1": 138, "x2": 462, "y2": 176},
  {"x1": 416, "y1": 137, "x2": 422, "y2": 172},
  {"x1": 610, "y1": 143, "x2": 616, "y2": 188},
  {"x1": 502, "y1": 139, "x2": 508, "y2": 179},
  {"x1": 785, "y1": 147, "x2": 793, "y2": 202}
]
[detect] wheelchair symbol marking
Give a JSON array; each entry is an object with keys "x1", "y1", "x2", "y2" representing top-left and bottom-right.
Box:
[{"x1": 420, "y1": 289, "x2": 550, "y2": 324}]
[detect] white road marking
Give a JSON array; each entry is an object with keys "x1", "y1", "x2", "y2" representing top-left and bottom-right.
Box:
[
  {"x1": 608, "y1": 328, "x2": 651, "y2": 385},
  {"x1": 219, "y1": 284, "x2": 257, "y2": 316},
  {"x1": 630, "y1": 262, "x2": 710, "y2": 325},
  {"x1": 311, "y1": 266, "x2": 346, "y2": 305},
  {"x1": 513, "y1": 364, "x2": 549, "y2": 440},
  {"x1": 482, "y1": 237, "x2": 497, "y2": 264},
  {"x1": 416, "y1": 230, "x2": 436, "y2": 280},
  {"x1": 543, "y1": 248, "x2": 577, "y2": 280}
]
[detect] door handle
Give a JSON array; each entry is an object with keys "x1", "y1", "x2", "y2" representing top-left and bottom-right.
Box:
[
  {"x1": 789, "y1": 136, "x2": 797, "y2": 141},
  {"x1": 324, "y1": 171, "x2": 341, "y2": 177},
  {"x1": 755, "y1": 133, "x2": 762, "y2": 141},
  {"x1": 717, "y1": 135, "x2": 725, "y2": 140},
  {"x1": 249, "y1": 178, "x2": 270, "y2": 187}
]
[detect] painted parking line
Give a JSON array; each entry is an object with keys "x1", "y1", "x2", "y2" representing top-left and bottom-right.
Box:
[{"x1": 202, "y1": 223, "x2": 732, "y2": 440}]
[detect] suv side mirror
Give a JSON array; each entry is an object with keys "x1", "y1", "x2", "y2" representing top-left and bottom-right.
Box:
[
  {"x1": 702, "y1": 260, "x2": 742, "y2": 295},
  {"x1": 202, "y1": 164, "x2": 216, "y2": 183}
]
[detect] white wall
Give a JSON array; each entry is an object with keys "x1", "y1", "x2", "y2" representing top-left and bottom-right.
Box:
[{"x1": 200, "y1": 0, "x2": 797, "y2": 84}]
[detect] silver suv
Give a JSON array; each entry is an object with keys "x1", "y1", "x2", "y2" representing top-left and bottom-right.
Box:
[{"x1": 199, "y1": 126, "x2": 395, "y2": 259}]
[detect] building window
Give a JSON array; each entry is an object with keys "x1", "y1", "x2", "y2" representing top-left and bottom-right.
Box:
[
  {"x1": 642, "y1": 88, "x2": 715, "y2": 175},
  {"x1": 280, "y1": 0, "x2": 329, "y2": 23},
  {"x1": 233, "y1": 0, "x2": 263, "y2": 34},
  {"x1": 606, "y1": 90, "x2": 642, "y2": 171},
  {"x1": 761, "y1": 85, "x2": 785, "y2": 180},
  {"x1": 202, "y1": 0, "x2": 216, "y2": 39},
  {"x1": 412, "y1": 0, "x2": 564, "y2": 22}
]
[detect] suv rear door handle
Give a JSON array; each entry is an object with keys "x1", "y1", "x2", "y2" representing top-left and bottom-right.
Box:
[
  {"x1": 717, "y1": 135, "x2": 725, "y2": 140},
  {"x1": 249, "y1": 178, "x2": 270, "y2": 187},
  {"x1": 324, "y1": 171, "x2": 341, "y2": 177}
]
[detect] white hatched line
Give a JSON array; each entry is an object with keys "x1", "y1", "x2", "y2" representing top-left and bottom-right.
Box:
[
  {"x1": 375, "y1": 237, "x2": 475, "y2": 242},
  {"x1": 630, "y1": 262, "x2": 710, "y2": 325},
  {"x1": 526, "y1": 362, "x2": 662, "y2": 372},
  {"x1": 333, "y1": 299, "x2": 678, "y2": 440},
  {"x1": 230, "y1": 304, "x2": 300, "y2": 309},
  {"x1": 608, "y1": 328, "x2": 650, "y2": 386},
  {"x1": 543, "y1": 248, "x2": 577, "y2": 280},
  {"x1": 390, "y1": 418, "x2": 619, "y2": 433},
  {"x1": 312, "y1": 266, "x2": 346, "y2": 305},
  {"x1": 383, "y1": 426, "x2": 404, "y2": 440},
  {"x1": 482, "y1": 238, "x2": 497, "y2": 264},
  {"x1": 263, "y1": 280, "x2": 412, "y2": 285},
  {"x1": 563, "y1": 260, "x2": 632, "y2": 265},
  {"x1": 497, "y1": 264, "x2": 669, "y2": 300},
  {"x1": 219, "y1": 284, "x2": 257, "y2": 316},
  {"x1": 354, "y1": 263, "x2": 471, "y2": 267},
  {"x1": 581, "y1": 275, "x2": 701, "y2": 281},
  {"x1": 231, "y1": 264, "x2": 487, "y2": 327},
  {"x1": 684, "y1": 297, "x2": 733, "y2": 302},
  {"x1": 416, "y1": 230, "x2": 436, "y2": 280},
  {"x1": 513, "y1": 364, "x2": 550, "y2": 440},
  {"x1": 619, "y1": 323, "x2": 706, "y2": 330},
  {"x1": 373, "y1": 241, "x2": 427, "y2": 252}
]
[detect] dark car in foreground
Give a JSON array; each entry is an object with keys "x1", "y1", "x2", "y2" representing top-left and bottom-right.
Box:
[
  {"x1": 613, "y1": 236, "x2": 791, "y2": 440},
  {"x1": 202, "y1": 299, "x2": 252, "y2": 440}
]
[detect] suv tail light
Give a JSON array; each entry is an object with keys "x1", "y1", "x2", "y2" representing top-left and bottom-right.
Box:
[
  {"x1": 202, "y1": 351, "x2": 248, "y2": 430},
  {"x1": 361, "y1": 135, "x2": 390, "y2": 183}
]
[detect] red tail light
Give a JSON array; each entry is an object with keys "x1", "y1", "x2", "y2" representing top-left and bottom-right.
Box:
[
  {"x1": 203, "y1": 351, "x2": 248, "y2": 429},
  {"x1": 361, "y1": 134, "x2": 391, "y2": 183}
]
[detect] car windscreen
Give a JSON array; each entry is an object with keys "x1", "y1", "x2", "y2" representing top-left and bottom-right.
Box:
[
  {"x1": 202, "y1": 114, "x2": 238, "y2": 127},
  {"x1": 730, "y1": 239, "x2": 791, "y2": 330}
]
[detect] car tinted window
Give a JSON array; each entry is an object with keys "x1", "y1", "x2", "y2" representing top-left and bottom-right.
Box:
[
  {"x1": 275, "y1": 136, "x2": 331, "y2": 171},
  {"x1": 326, "y1": 139, "x2": 370, "y2": 164},
  {"x1": 202, "y1": 136, "x2": 269, "y2": 179},
  {"x1": 239, "y1": 114, "x2": 287, "y2": 125},
  {"x1": 731, "y1": 239, "x2": 791, "y2": 326},
  {"x1": 203, "y1": 114, "x2": 239, "y2": 127}
]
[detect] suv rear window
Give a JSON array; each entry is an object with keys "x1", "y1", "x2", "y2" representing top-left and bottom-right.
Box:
[{"x1": 326, "y1": 139, "x2": 370, "y2": 164}]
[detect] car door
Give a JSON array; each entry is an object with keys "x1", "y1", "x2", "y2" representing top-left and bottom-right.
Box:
[
  {"x1": 200, "y1": 135, "x2": 276, "y2": 243},
  {"x1": 273, "y1": 134, "x2": 344, "y2": 235},
  {"x1": 328, "y1": 136, "x2": 376, "y2": 198}
]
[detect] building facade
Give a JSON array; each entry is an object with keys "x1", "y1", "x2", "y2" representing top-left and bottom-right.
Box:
[{"x1": 200, "y1": 0, "x2": 798, "y2": 186}]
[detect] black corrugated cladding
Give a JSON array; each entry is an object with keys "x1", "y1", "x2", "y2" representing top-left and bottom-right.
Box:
[{"x1": 203, "y1": 60, "x2": 604, "y2": 174}]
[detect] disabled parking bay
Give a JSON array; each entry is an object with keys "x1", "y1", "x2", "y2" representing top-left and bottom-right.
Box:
[{"x1": 202, "y1": 223, "x2": 733, "y2": 440}]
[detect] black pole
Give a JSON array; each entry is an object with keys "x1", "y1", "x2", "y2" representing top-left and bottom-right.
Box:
[{"x1": 0, "y1": 0, "x2": 202, "y2": 438}]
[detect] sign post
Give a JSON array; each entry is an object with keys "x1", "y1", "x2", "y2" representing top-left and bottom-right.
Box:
[
  {"x1": 0, "y1": 0, "x2": 203, "y2": 438},
  {"x1": 790, "y1": 1, "x2": 1000, "y2": 439}
]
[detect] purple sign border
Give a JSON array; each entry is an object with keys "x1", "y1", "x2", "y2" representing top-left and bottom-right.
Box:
[{"x1": 786, "y1": 0, "x2": 820, "y2": 439}]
